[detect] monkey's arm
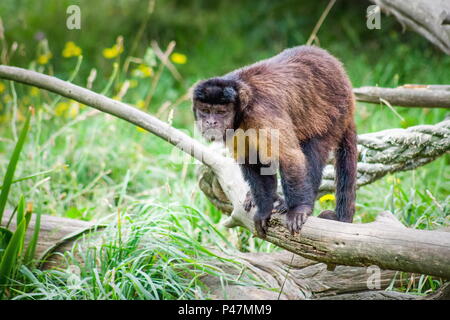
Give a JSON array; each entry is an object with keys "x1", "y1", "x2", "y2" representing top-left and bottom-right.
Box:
[
  {"x1": 239, "y1": 164, "x2": 278, "y2": 237},
  {"x1": 279, "y1": 145, "x2": 315, "y2": 235}
]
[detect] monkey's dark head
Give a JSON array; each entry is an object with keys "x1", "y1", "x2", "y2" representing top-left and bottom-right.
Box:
[{"x1": 192, "y1": 78, "x2": 251, "y2": 142}]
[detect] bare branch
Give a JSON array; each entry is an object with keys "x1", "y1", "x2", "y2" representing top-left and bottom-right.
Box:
[{"x1": 354, "y1": 86, "x2": 450, "y2": 108}]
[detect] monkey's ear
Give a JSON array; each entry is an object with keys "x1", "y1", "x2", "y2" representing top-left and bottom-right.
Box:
[
  {"x1": 237, "y1": 81, "x2": 252, "y2": 110},
  {"x1": 223, "y1": 87, "x2": 237, "y2": 102}
]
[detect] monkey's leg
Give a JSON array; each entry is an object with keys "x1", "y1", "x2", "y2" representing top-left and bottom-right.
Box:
[
  {"x1": 300, "y1": 138, "x2": 336, "y2": 220},
  {"x1": 240, "y1": 164, "x2": 277, "y2": 238},
  {"x1": 279, "y1": 148, "x2": 315, "y2": 235}
]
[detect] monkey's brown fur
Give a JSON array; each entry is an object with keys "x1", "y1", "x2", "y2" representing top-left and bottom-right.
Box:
[{"x1": 193, "y1": 46, "x2": 357, "y2": 237}]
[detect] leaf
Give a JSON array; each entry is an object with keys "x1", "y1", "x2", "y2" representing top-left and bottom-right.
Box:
[
  {"x1": 24, "y1": 209, "x2": 41, "y2": 265},
  {"x1": 16, "y1": 195, "x2": 25, "y2": 229},
  {"x1": 0, "y1": 107, "x2": 32, "y2": 223},
  {"x1": 0, "y1": 216, "x2": 27, "y2": 298},
  {"x1": 0, "y1": 227, "x2": 13, "y2": 255}
]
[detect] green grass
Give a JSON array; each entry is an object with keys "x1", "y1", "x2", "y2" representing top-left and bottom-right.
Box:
[
  {"x1": 11, "y1": 204, "x2": 263, "y2": 300},
  {"x1": 0, "y1": 0, "x2": 449, "y2": 299}
]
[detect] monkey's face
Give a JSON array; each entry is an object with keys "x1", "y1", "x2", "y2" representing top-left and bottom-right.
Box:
[{"x1": 194, "y1": 101, "x2": 236, "y2": 142}]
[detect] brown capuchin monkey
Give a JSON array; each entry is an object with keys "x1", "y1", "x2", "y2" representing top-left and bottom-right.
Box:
[{"x1": 192, "y1": 46, "x2": 357, "y2": 237}]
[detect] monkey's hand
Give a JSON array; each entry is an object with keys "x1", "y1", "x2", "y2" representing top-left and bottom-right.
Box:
[
  {"x1": 286, "y1": 205, "x2": 312, "y2": 235},
  {"x1": 254, "y1": 213, "x2": 271, "y2": 238},
  {"x1": 243, "y1": 191, "x2": 255, "y2": 212}
]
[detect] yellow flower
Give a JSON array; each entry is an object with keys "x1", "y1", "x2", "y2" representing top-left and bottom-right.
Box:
[
  {"x1": 136, "y1": 100, "x2": 145, "y2": 109},
  {"x1": 68, "y1": 101, "x2": 79, "y2": 118},
  {"x1": 386, "y1": 176, "x2": 400, "y2": 184},
  {"x1": 0, "y1": 82, "x2": 5, "y2": 94},
  {"x1": 37, "y1": 53, "x2": 52, "y2": 65},
  {"x1": 319, "y1": 194, "x2": 336, "y2": 203},
  {"x1": 55, "y1": 101, "x2": 69, "y2": 117},
  {"x1": 3, "y1": 94, "x2": 12, "y2": 103},
  {"x1": 139, "y1": 64, "x2": 153, "y2": 77},
  {"x1": 30, "y1": 87, "x2": 40, "y2": 97},
  {"x1": 137, "y1": 126, "x2": 146, "y2": 133},
  {"x1": 170, "y1": 52, "x2": 187, "y2": 64},
  {"x1": 102, "y1": 43, "x2": 124, "y2": 59},
  {"x1": 62, "y1": 41, "x2": 82, "y2": 58}
]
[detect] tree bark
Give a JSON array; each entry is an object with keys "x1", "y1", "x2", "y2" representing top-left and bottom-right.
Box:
[{"x1": 371, "y1": 0, "x2": 450, "y2": 55}]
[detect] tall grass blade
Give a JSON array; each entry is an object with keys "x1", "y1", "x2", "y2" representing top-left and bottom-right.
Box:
[
  {"x1": 0, "y1": 107, "x2": 32, "y2": 223},
  {"x1": 0, "y1": 216, "x2": 27, "y2": 299},
  {"x1": 24, "y1": 208, "x2": 41, "y2": 265}
]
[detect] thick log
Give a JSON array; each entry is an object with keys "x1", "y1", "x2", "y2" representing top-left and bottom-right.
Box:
[{"x1": 353, "y1": 86, "x2": 450, "y2": 108}]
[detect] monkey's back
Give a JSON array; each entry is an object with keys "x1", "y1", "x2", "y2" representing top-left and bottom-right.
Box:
[{"x1": 230, "y1": 46, "x2": 355, "y2": 141}]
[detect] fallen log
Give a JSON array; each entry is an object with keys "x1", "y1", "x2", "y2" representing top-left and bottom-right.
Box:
[{"x1": 1, "y1": 65, "x2": 449, "y2": 283}]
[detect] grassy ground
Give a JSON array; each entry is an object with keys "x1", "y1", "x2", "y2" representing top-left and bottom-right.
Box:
[{"x1": 0, "y1": 0, "x2": 449, "y2": 299}]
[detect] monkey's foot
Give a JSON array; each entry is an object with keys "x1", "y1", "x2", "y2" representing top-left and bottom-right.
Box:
[
  {"x1": 286, "y1": 205, "x2": 312, "y2": 235},
  {"x1": 243, "y1": 191, "x2": 255, "y2": 212},
  {"x1": 272, "y1": 196, "x2": 287, "y2": 214},
  {"x1": 318, "y1": 210, "x2": 338, "y2": 220},
  {"x1": 254, "y1": 215, "x2": 271, "y2": 238}
]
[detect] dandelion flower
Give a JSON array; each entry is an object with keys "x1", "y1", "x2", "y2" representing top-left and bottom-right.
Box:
[
  {"x1": 37, "y1": 53, "x2": 52, "y2": 65},
  {"x1": 68, "y1": 102, "x2": 79, "y2": 118},
  {"x1": 319, "y1": 194, "x2": 335, "y2": 203},
  {"x1": 170, "y1": 52, "x2": 187, "y2": 64},
  {"x1": 102, "y1": 43, "x2": 124, "y2": 59},
  {"x1": 30, "y1": 87, "x2": 40, "y2": 97},
  {"x1": 55, "y1": 101, "x2": 69, "y2": 117},
  {"x1": 132, "y1": 64, "x2": 153, "y2": 78},
  {"x1": 138, "y1": 64, "x2": 153, "y2": 77},
  {"x1": 136, "y1": 100, "x2": 145, "y2": 109},
  {"x1": 62, "y1": 41, "x2": 82, "y2": 58}
]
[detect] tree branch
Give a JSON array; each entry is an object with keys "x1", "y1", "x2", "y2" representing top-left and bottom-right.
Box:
[{"x1": 354, "y1": 86, "x2": 450, "y2": 108}]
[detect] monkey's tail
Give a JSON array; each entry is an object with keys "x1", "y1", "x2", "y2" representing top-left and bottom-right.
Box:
[{"x1": 334, "y1": 121, "x2": 357, "y2": 222}]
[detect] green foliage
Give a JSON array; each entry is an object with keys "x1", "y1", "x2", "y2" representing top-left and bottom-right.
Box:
[
  {"x1": 13, "y1": 205, "x2": 259, "y2": 300},
  {"x1": 0, "y1": 109, "x2": 41, "y2": 299}
]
